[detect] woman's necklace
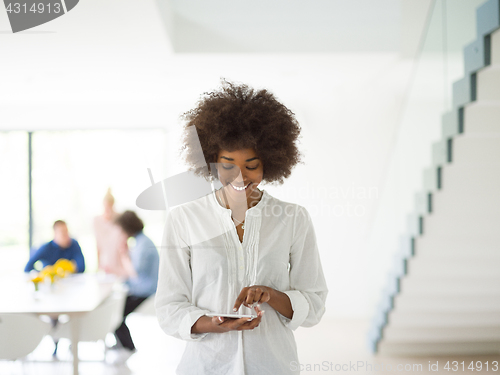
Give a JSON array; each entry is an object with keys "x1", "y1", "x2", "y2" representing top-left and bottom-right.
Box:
[{"x1": 216, "y1": 189, "x2": 245, "y2": 229}]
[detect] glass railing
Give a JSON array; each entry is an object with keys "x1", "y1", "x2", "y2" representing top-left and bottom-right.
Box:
[{"x1": 366, "y1": 0, "x2": 489, "y2": 351}]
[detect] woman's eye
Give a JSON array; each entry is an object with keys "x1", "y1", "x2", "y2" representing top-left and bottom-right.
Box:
[
  {"x1": 222, "y1": 165, "x2": 233, "y2": 170},
  {"x1": 247, "y1": 166, "x2": 258, "y2": 170}
]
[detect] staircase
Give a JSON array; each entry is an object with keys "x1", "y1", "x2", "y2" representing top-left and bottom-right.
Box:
[{"x1": 369, "y1": 0, "x2": 500, "y2": 356}]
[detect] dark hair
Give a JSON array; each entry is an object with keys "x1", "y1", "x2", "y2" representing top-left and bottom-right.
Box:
[
  {"x1": 53, "y1": 220, "x2": 67, "y2": 229},
  {"x1": 115, "y1": 211, "x2": 144, "y2": 237},
  {"x1": 180, "y1": 79, "x2": 303, "y2": 185}
]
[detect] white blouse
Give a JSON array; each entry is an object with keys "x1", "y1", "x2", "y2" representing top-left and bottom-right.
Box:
[{"x1": 155, "y1": 189, "x2": 328, "y2": 375}]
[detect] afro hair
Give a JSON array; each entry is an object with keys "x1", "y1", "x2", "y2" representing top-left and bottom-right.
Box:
[{"x1": 179, "y1": 79, "x2": 303, "y2": 185}]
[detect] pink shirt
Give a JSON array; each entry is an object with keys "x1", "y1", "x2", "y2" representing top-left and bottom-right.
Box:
[{"x1": 93, "y1": 214, "x2": 135, "y2": 278}]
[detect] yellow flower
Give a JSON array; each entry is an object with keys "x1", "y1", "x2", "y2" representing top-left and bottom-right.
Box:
[
  {"x1": 40, "y1": 265, "x2": 57, "y2": 283},
  {"x1": 54, "y1": 259, "x2": 76, "y2": 274},
  {"x1": 56, "y1": 267, "x2": 66, "y2": 278},
  {"x1": 30, "y1": 275, "x2": 44, "y2": 291}
]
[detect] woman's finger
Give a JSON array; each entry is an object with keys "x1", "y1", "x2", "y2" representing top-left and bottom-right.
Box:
[
  {"x1": 212, "y1": 316, "x2": 224, "y2": 325},
  {"x1": 229, "y1": 316, "x2": 255, "y2": 330},
  {"x1": 253, "y1": 304, "x2": 262, "y2": 314},
  {"x1": 260, "y1": 290, "x2": 271, "y2": 304},
  {"x1": 233, "y1": 287, "x2": 251, "y2": 312},
  {"x1": 237, "y1": 310, "x2": 265, "y2": 330},
  {"x1": 245, "y1": 288, "x2": 256, "y2": 307},
  {"x1": 247, "y1": 313, "x2": 263, "y2": 329},
  {"x1": 254, "y1": 288, "x2": 263, "y2": 304},
  {"x1": 237, "y1": 312, "x2": 264, "y2": 330},
  {"x1": 233, "y1": 287, "x2": 248, "y2": 312}
]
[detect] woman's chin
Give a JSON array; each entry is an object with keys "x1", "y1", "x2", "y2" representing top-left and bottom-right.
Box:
[
  {"x1": 221, "y1": 185, "x2": 249, "y2": 201},
  {"x1": 222, "y1": 183, "x2": 261, "y2": 204}
]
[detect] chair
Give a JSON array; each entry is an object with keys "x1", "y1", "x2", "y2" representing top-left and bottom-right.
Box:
[
  {"x1": 51, "y1": 285, "x2": 127, "y2": 357},
  {"x1": 0, "y1": 314, "x2": 51, "y2": 360}
]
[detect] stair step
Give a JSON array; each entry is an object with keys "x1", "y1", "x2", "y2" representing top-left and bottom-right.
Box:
[
  {"x1": 492, "y1": 27, "x2": 500, "y2": 65},
  {"x1": 410, "y1": 252, "x2": 500, "y2": 262},
  {"x1": 383, "y1": 326, "x2": 500, "y2": 342},
  {"x1": 400, "y1": 274, "x2": 500, "y2": 295},
  {"x1": 452, "y1": 76, "x2": 472, "y2": 108},
  {"x1": 477, "y1": 65, "x2": 500, "y2": 101},
  {"x1": 393, "y1": 294, "x2": 500, "y2": 312},
  {"x1": 477, "y1": 0, "x2": 500, "y2": 37},
  {"x1": 442, "y1": 110, "x2": 460, "y2": 138},
  {"x1": 423, "y1": 166, "x2": 440, "y2": 191},
  {"x1": 432, "y1": 138, "x2": 449, "y2": 165},
  {"x1": 407, "y1": 258, "x2": 500, "y2": 278},
  {"x1": 464, "y1": 36, "x2": 488, "y2": 75},
  {"x1": 423, "y1": 212, "x2": 500, "y2": 239},
  {"x1": 431, "y1": 163, "x2": 500, "y2": 215},
  {"x1": 453, "y1": 134, "x2": 500, "y2": 163},
  {"x1": 464, "y1": 101, "x2": 500, "y2": 133},
  {"x1": 388, "y1": 311, "x2": 500, "y2": 327},
  {"x1": 415, "y1": 235, "x2": 500, "y2": 256},
  {"x1": 377, "y1": 341, "x2": 500, "y2": 356},
  {"x1": 440, "y1": 162, "x2": 500, "y2": 189},
  {"x1": 422, "y1": 176, "x2": 500, "y2": 235}
]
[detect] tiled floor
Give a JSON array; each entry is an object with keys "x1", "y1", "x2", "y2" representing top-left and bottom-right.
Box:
[{"x1": 1, "y1": 315, "x2": 498, "y2": 374}]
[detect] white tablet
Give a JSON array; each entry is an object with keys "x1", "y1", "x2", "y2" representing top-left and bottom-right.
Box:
[{"x1": 206, "y1": 313, "x2": 256, "y2": 319}]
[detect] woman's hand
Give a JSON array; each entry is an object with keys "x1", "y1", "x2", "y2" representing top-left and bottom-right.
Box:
[
  {"x1": 233, "y1": 285, "x2": 273, "y2": 311},
  {"x1": 191, "y1": 305, "x2": 264, "y2": 334},
  {"x1": 213, "y1": 305, "x2": 264, "y2": 333},
  {"x1": 234, "y1": 284, "x2": 294, "y2": 320}
]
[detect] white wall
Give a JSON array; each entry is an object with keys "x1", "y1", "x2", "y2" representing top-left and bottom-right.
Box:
[
  {"x1": 159, "y1": 53, "x2": 416, "y2": 318},
  {"x1": 2, "y1": 0, "x2": 477, "y2": 319}
]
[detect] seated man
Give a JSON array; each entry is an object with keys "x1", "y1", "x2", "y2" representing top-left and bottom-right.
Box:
[
  {"x1": 25, "y1": 220, "x2": 85, "y2": 273},
  {"x1": 112, "y1": 210, "x2": 159, "y2": 362},
  {"x1": 24, "y1": 219, "x2": 85, "y2": 356}
]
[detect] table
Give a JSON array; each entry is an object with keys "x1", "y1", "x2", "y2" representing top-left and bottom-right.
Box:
[{"x1": 0, "y1": 273, "x2": 119, "y2": 375}]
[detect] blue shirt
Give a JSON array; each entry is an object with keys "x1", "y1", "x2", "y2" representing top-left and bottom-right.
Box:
[
  {"x1": 24, "y1": 239, "x2": 86, "y2": 273},
  {"x1": 126, "y1": 231, "x2": 159, "y2": 298}
]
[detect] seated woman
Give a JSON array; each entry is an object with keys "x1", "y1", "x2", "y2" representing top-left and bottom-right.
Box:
[
  {"x1": 112, "y1": 210, "x2": 159, "y2": 360},
  {"x1": 155, "y1": 80, "x2": 328, "y2": 374}
]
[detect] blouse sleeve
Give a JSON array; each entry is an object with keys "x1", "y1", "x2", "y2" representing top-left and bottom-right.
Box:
[
  {"x1": 155, "y1": 207, "x2": 212, "y2": 341},
  {"x1": 278, "y1": 206, "x2": 328, "y2": 330}
]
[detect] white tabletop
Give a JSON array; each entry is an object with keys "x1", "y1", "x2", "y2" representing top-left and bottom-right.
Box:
[
  {"x1": 0, "y1": 272, "x2": 123, "y2": 375},
  {"x1": 0, "y1": 273, "x2": 118, "y2": 315}
]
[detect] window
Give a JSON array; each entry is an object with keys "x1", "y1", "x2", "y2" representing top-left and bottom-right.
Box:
[
  {"x1": 2, "y1": 129, "x2": 167, "y2": 275},
  {"x1": 0, "y1": 132, "x2": 29, "y2": 275}
]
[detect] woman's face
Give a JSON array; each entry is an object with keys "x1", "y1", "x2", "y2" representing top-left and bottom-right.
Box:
[{"x1": 216, "y1": 148, "x2": 263, "y2": 200}]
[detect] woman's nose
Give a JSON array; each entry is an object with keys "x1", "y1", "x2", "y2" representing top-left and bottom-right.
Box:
[{"x1": 230, "y1": 167, "x2": 244, "y2": 183}]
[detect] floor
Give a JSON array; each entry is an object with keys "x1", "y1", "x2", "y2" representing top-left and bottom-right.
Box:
[{"x1": 1, "y1": 315, "x2": 498, "y2": 374}]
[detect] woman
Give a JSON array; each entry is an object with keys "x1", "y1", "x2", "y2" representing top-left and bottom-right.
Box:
[
  {"x1": 113, "y1": 210, "x2": 159, "y2": 358},
  {"x1": 155, "y1": 80, "x2": 328, "y2": 374},
  {"x1": 93, "y1": 188, "x2": 131, "y2": 277}
]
